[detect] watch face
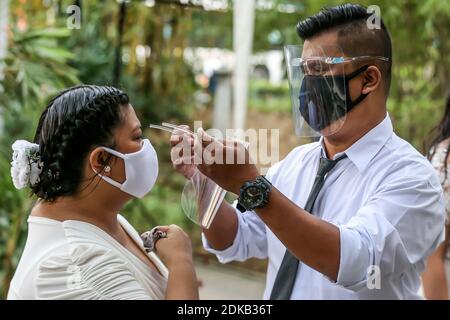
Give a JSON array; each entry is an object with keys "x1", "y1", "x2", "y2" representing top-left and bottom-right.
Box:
[
  {"x1": 246, "y1": 186, "x2": 261, "y2": 197},
  {"x1": 238, "y1": 176, "x2": 271, "y2": 211},
  {"x1": 242, "y1": 185, "x2": 263, "y2": 208}
]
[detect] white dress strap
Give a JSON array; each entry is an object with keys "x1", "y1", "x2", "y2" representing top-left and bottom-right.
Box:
[{"x1": 117, "y1": 214, "x2": 169, "y2": 279}]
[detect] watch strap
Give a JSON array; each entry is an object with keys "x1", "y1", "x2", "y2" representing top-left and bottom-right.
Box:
[{"x1": 236, "y1": 202, "x2": 247, "y2": 213}]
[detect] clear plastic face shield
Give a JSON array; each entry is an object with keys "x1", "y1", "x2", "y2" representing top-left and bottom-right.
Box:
[
  {"x1": 181, "y1": 170, "x2": 227, "y2": 229},
  {"x1": 285, "y1": 45, "x2": 349, "y2": 137},
  {"x1": 285, "y1": 45, "x2": 390, "y2": 137},
  {"x1": 181, "y1": 139, "x2": 250, "y2": 229}
]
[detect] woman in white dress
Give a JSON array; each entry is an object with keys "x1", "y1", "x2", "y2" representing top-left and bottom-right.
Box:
[
  {"x1": 422, "y1": 91, "x2": 450, "y2": 299},
  {"x1": 7, "y1": 85, "x2": 198, "y2": 300}
]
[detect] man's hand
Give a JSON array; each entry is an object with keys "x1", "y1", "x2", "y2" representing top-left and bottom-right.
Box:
[
  {"x1": 170, "y1": 125, "x2": 197, "y2": 180},
  {"x1": 195, "y1": 128, "x2": 260, "y2": 194},
  {"x1": 169, "y1": 125, "x2": 259, "y2": 193}
]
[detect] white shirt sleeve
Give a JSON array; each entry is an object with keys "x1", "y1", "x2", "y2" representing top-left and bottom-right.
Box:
[
  {"x1": 202, "y1": 202, "x2": 268, "y2": 263},
  {"x1": 336, "y1": 173, "x2": 446, "y2": 291}
]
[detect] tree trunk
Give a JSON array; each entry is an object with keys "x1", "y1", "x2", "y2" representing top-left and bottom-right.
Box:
[
  {"x1": 233, "y1": 0, "x2": 255, "y2": 136},
  {"x1": 113, "y1": 1, "x2": 127, "y2": 86},
  {"x1": 0, "y1": 0, "x2": 10, "y2": 134}
]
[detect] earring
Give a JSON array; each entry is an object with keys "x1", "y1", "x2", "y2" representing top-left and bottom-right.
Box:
[{"x1": 104, "y1": 166, "x2": 111, "y2": 173}]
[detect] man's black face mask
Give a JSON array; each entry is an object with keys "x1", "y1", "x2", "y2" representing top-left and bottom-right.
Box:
[{"x1": 299, "y1": 65, "x2": 369, "y2": 132}]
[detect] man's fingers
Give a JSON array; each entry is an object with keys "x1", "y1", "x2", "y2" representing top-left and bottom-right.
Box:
[
  {"x1": 170, "y1": 134, "x2": 194, "y2": 160},
  {"x1": 170, "y1": 134, "x2": 182, "y2": 146},
  {"x1": 171, "y1": 147, "x2": 194, "y2": 165},
  {"x1": 173, "y1": 156, "x2": 195, "y2": 167},
  {"x1": 170, "y1": 125, "x2": 193, "y2": 146},
  {"x1": 173, "y1": 127, "x2": 248, "y2": 166},
  {"x1": 170, "y1": 134, "x2": 194, "y2": 147},
  {"x1": 197, "y1": 127, "x2": 216, "y2": 147}
]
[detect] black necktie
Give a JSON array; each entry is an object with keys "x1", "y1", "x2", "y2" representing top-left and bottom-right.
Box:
[{"x1": 269, "y1": 154, "x2": 347, "y2": 300}]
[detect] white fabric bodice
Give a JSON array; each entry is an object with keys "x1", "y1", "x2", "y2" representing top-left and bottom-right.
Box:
[{"x1": 7, "y1": 214, "x2": 168, "y2": 300}]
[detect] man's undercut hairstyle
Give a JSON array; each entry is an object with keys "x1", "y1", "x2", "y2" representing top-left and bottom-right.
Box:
[{"x1": 296, "y1": 3, "x2": 392, "y2": 95}]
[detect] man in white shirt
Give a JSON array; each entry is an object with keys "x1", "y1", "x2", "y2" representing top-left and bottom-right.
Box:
[{"x1": 170, "y1": 3, "x2": 446, "y2": 299}]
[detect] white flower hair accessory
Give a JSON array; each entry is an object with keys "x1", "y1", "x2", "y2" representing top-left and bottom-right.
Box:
[{"x1": 10, "y1": 140, "x2": 44, "y2": 189}]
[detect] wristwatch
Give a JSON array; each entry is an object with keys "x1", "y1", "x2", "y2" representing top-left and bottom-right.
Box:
[{"x1": 237, "y1": 175, "x2": 272, "y2": 212}]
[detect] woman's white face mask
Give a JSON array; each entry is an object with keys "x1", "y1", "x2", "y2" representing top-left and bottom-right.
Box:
[{"x1": 92, "y1": 139, "x2": 159, "y2": 198}]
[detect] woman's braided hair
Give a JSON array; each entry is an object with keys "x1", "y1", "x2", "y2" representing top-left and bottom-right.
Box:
[{"x1": 31, "y1": 85, "x2": 129, "y2": 201}]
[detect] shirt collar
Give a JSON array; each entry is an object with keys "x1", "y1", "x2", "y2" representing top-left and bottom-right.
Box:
[{"x1": 319, "y1": 113, "x2": 393, "y2": 172}]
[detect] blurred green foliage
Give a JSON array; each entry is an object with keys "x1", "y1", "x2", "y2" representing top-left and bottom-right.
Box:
[
  {"x1": 0, "y1": 26, "x2": 80, "y2": 297},
  {"x1": 249, "y1": 80, "x2": 291, "y2": 113}
]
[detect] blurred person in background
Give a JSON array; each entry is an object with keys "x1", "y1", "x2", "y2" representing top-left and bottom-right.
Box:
[{"x1": 422, "y1": 91, "x2": 450, "y2": 300}]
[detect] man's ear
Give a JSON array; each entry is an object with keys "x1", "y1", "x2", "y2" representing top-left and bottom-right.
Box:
[
  {"x1": 361, "y1": 65, "x2": 382, "y2": 95},
  {"x1": 89, "y1": 147, "x2": 111, "y2": 176}
]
